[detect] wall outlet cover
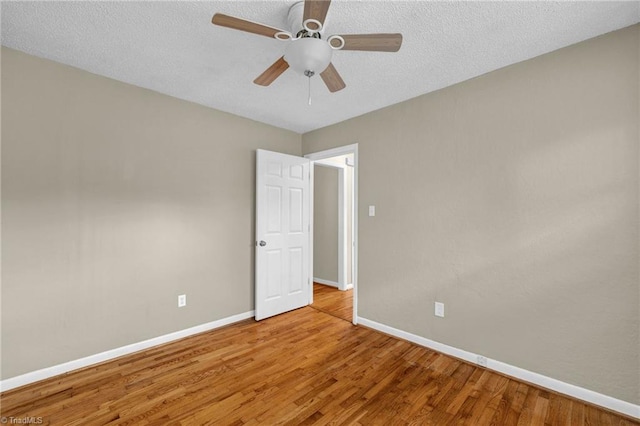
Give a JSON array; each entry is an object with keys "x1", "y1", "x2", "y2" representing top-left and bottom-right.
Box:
[
  {"x1": 178, "y1": 294, "x2": 187, "y2": 307},
  {"x1": 477, "y1": 355, "x2": 488, "y2": 367}
]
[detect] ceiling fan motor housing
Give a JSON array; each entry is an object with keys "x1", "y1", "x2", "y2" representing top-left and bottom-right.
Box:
[{"x1": 288, "y1": 1, "x2": 326, "y2": 36}]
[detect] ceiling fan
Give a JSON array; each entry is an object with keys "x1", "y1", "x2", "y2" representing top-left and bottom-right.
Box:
[{"x1": 211, "y1": 0, "x2": 403, "y2": 94}]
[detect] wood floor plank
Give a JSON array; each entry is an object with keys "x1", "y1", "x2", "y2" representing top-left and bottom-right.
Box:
[
  {"x1": 571, "y1": 402, "x2": 586, "y2": 426},
  {"x1": 311, "y1": 282, "x2": 353, "y2": 322},
  {"x1": 547, "y1": 393, "x2": 573, "y2": 425},
  {"x1": 1, "y1": 306, "x2": 637, "y2": 425},
  {"x1": 490, "y1": 379, "x2": 519, "y2": 425}
]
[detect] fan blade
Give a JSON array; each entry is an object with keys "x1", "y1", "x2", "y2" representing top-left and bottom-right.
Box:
[
  {"x1": 254, "y1": 56, "x2": 290, "y2": 86},
  {"x1": 333, "y1": 33, "x2": 403, "y2": 52},
  {"x1": 212, "y1": 13, "x2": 286, "y2": 39},
  {"x1": 303, "y1": 0, "x2": 331, "y2": 28},
  {"x1": 320, "y1": 63, "x2": 346, "y2": 93}
]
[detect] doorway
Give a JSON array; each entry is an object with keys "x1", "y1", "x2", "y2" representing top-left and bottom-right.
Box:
[{"x1": 305, "y1": 144, "x2": 358, "y2": 324}]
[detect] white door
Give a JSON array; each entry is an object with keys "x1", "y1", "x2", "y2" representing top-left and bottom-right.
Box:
[{"x1": 255, "y1": 149, "x2": 310, "y2": 321}]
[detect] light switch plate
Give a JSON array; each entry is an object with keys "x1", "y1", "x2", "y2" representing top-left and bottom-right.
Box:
[
  {"x1": 368, "y1": 205, "x2": 375, "y2": 217},
  {"x1": 435, "y1": 302, "x2": 444, "y2": 317}
]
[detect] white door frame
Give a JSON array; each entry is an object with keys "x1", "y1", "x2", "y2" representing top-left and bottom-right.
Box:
[{"x1": 305, "y1": 144, "x2": 358, "y2": 325}]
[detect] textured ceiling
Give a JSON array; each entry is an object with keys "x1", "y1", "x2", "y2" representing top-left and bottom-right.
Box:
[{"x1": 2, "y1": 1, "x2": 639, "y2": 134}]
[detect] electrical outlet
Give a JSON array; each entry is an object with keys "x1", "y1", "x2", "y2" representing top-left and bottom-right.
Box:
[
  {"x1": 477, "y1": 356, "x2": 488, "y2": 367},
  {"x1": 434, "y1": 302, "x2": 444, "y2": 318},
  {"x1": 178, "y1": 294, "x2": 186, "y2": 308}
]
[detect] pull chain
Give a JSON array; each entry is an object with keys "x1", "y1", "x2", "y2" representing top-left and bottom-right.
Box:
[{"x1": 304, "y1": 70, "x2": 315, "y2": 106}]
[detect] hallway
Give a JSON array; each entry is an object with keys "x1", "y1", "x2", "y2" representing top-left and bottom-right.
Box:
[{"x1": 311, "y1": 282, "x2": 353, "y2": 322}]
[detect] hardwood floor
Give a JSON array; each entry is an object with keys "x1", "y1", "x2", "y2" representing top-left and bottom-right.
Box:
[
  {"x1": 311, "y1": 282, "x2": 353, "y2": 322},
  {"x1": 1, "y1": 307, "x2": 637, "y2": 425}
]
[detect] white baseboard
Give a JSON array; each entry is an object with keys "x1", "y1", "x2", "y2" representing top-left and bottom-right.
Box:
[
  {"x1": 313, "y1": 278, "x2": 353, "y2": 291},
  {"x1": 313, "y1": 278, "x2": 339, "y2": 288},
  {"x1": 0, "y1": 310, "x2": 255, "y2": 393},
  {"x1": 357, "y1": 316, "x2": 640, "y2": 420}
]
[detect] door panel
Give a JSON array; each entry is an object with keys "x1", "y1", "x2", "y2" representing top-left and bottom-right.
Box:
[
  {"x1": 256, "y1": 149, "x2": 310, "y2": 320},
  {"x1": 289, "y1": 247, "x2": 303, "y2": 293}
]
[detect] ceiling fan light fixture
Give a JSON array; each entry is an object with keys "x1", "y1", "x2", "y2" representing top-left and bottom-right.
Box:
[
  {"x1": 284, "y1": 37, "x2": 332, "y2": 74},
  {"x1": 211, "y1": 0, "x2": 403, "y2": 93}
]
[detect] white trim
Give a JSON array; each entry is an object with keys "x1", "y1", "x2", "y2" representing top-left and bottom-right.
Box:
[
  {"x1": 0, "y1": 310, "x2": 255, "y2": 393},
  {"x1": 306, "y1": 144, "x2": 358, "y2": 162},
  {"x1": 357, "y1": 317, "x2": 640, "y2": 420},
  {"x1": 308, "y1": 163, "x2": 315, "y2": 306},
  {"x1": 313, "y1": 278, "x2": 352, "y2": 291},
  {"x1": 313, "y1": 277, "x2": 340, "y2": 288},
  {"x1": 349, "y1": 164, "x2": 355, "y2": 289},
  {"x1": 338, "y1": 168, "x2": 347, "y2": 290},
  {"x1": 312, "y1": 160, "x2": 345, "y2": 169},
  {"x1": 305, "y1": 144, "x2": 358, "y2": 325}
]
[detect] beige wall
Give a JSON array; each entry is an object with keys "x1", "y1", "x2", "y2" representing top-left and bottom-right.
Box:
[
  {"x1": 303, "y1": 25, "x2": 640, "y2": 404},
  {"x1": 313, "y1": 165, "x2": 339, "y2": 283},
  {"x1": 1, "y1": 47, "x2": 301, "y2": 379}
]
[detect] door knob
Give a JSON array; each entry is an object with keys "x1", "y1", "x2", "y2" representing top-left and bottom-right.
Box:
[{"x1": 259, "y1": 240, "x2": 267, "y2": 247}]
